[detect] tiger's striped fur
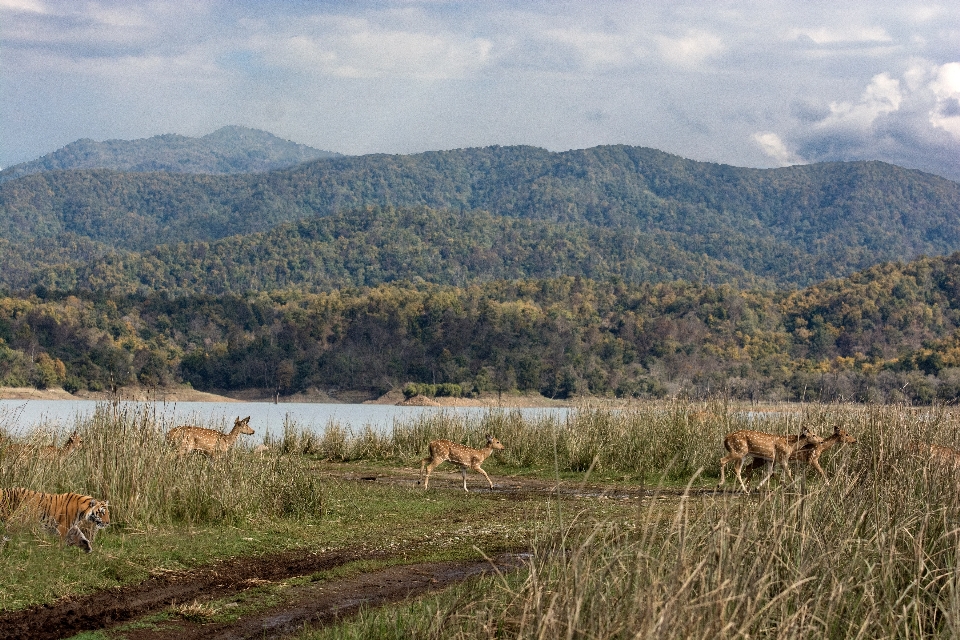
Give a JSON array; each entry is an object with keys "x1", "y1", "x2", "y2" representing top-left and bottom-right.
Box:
[{"x1": 0, "y1": 488, "x2": 110, "y2": 553}]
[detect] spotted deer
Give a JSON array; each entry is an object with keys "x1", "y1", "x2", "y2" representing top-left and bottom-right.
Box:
[
  {"x1": 40, "y1": 431, "x2": 83, "y2": 459},
  {"x1": 743, "y1": 425, "x2": 856, "y2": 485},
  {"x1": 419, "y1": 435, "x2": 505, "y2": 491},
  {"x1": 718, "y1": 426, "x2": 823, "y2": 493},
  {"x1": 906, "y1": 439, "x2": 960, "y2": 467},
  {"x1": 2, "y1": 430, "x2": 82, "y2": 462},
  {"x1": 166, "y1": 416, "x2": 255, "y2": 458}
]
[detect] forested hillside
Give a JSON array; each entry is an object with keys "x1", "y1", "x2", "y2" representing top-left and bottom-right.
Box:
[
  {"x1": 2, "y1": 145, "x2": 959, "y2": 289},
  {"x1": 6, "y1": 254, "x2": 960, "y2": 404},
  {"x1": 30, "y1": 206, "x2": 763, "y2": 295},
  {"x1": 0, "y1": 126, "x2": 338, "y2": 183}
]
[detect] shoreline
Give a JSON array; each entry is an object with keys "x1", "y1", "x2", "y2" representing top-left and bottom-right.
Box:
[{"x1": 0, "y1": 385, "x2": 583, "y2": 408}]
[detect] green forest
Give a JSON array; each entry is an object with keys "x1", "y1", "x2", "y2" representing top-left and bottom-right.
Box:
[
  {"x1": 2, "y1": 145, "x2": 960, "y2": 290},
  {"x1": 4, "y1": 143, "x2": 960, "y2": 403},
  {"x1": 5, "y1": 253, "x2": 960, "y2": 403}
]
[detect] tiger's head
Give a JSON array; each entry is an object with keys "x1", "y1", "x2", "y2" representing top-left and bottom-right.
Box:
[{"x1": 84, "y1": 498, "x2": 110, "y2": 529}]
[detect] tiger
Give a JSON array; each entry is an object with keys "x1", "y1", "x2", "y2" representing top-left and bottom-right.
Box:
[{"x1": 0, "y1": 488, "x2": 110, "y2": 553}]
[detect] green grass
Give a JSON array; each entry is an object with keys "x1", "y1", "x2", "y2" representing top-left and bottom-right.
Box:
[{"x1": 0, "y1": 474, "x2": 550, "y2": 612}]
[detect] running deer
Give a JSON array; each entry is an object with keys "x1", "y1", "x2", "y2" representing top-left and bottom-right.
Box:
[
  {"x1": 166, "y1": 416, "x2": 255, "y2": 458},
  {"x1": 419, "y1": 435, "x2": 505, "y2": 491},
  {"x1": 743, "y1": 425, "x2": 856, "y2": 485},
  {"x1": 718, "y1": 426, "x2": 823, "y2": 493}
]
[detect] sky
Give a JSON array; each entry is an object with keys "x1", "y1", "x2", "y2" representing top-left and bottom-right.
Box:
[{"x1": 2, "y1": 1, "x2": 960, "y2": 181}]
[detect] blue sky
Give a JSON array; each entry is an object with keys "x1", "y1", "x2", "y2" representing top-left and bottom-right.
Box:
[{"x1": 2, "y1": 1, "x2": 959, "y2": 181}]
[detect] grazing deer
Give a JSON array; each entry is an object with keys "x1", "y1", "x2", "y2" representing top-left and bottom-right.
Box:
[
  {"x1": 419, "y1": 435, "x2": 505, "y2": 491},
  {"x1": 718, "y1": 426, "x2": 823, "y2": 493},
  {"x1": 166, "y1": 416, "x2": 255, "y2": 458},
  {"x1": 743, "y1": 425, "x2": 856, "y2": 485}
]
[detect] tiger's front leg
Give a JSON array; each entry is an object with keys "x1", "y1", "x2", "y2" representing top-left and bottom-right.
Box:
[{"x1": 65, "y1": 524, "x2": 93, "y2": 553}]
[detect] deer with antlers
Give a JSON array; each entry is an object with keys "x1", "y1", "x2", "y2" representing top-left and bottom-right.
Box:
[
  {"x1": 718, "y1": 426, "x2": 823, "y2": 493},
  {"x1": 743, "y1": 425, "x2": 856, "y2": 485},
  {"x1": 419, "y1": 435, "x2": 505, "y2": 491},
  {"x1": 166, "y1": 416, "x2": 255, "y2": 458}
]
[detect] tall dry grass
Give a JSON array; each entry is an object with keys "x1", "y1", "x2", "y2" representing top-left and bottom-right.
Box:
[
  {"x1": 0, "y1": 403, "x2": 324, "y2": 529},
  {"x1": 303, "y1": 403, "x2": 960, "y2": 639}
]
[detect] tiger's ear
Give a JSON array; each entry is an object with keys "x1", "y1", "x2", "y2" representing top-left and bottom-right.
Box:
[{"x1": 88, "y1": 499, "x2": 98, "y2": 507}]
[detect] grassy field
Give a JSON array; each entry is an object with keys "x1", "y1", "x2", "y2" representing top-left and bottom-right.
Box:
[{"x1": 3, "y1": 400, "x2": 960, "y2": 638}]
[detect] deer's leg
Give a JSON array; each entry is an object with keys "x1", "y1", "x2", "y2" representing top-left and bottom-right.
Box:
[
  {"x1": 778, "y1": 450, "x2": 793, "y2": 482},
  {"x1": 811, "y1": 454, "x2": 827, "y2": 481},
  {"x1": 743, "y1": 458, "x2": 760, "y2": 489},
  {"x1": 733, "y1": 456, "x2": 750, "y2": 493},
  {"x1": 756, "y1": 457, "x2": 777, "y2": 490},
  {"x1": 419, "y1": 457, "x2": 430, "y2": 484},
  {"x1": 474, "y1": 464, "x2": 494, "y2": 490},
  {"x1": 460, "y1": 466, "x2": 469, "y2": 492},
  {"x1": 423, "y1": 459, "x2": 441, "y2": 489},
  {"x1": 718, "y1": 453, "x2": 738, "y2": 487}
]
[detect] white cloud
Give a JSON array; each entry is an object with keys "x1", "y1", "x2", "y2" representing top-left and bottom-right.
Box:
[
  {"x1": 930, "y1": 62, "x2": 960, "y2": 138},
  {"x1": 819, "y1": 73, "x2": 902, "y2": 131},
  {"x1": 753, "y1": 132, "x2": 804, "y2": 166}
]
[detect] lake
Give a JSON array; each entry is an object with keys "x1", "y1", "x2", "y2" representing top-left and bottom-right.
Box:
[{"x1": 0, "y1": 399, "x2": 573, "y2": 441}]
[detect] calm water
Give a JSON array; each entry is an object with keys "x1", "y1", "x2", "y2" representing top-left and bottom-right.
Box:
[{"x1": 0, "y1": 399, "x2": 572, "y2": 442}]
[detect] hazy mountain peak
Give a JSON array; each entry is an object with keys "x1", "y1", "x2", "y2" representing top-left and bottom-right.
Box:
[{"x1": 0, "y1": 128, "x2": 341, "y2": 182}]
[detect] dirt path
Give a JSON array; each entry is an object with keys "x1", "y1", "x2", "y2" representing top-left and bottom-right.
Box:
[
  {"x1": 0, "y1": 547, "x2": 387, "y2": 640},
  {"x1": 123, "y1": 553, "x2": 525, "y2": 640}
]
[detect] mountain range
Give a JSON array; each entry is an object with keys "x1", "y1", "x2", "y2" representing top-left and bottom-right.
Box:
[
  {"x1": 1, "y1": 141, "x2": 959, "y2": 294},
  {"x1": 4, "y1": 129, "x2": 960, "y2": 401}
]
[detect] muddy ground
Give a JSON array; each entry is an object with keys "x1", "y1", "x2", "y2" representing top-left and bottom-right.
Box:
[{"x1": 0, "y1": 464, "x2": 712, "y2": 639}]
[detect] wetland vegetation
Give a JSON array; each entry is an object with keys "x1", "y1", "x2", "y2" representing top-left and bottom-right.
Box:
[{"x1": 1, "y1": 400, "x2": 959, "y2": 637}]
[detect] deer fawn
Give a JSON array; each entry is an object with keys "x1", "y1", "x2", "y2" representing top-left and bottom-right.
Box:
[
  {"x1": 743, "y1": 425, "x2": 856, "y2": 485},
  {"x1": 419, "y1": 435, "x2": 505, "y2": 491},
  {"x1": 166, "y1": 416, "x2": 255, "y2": 458},
  {"x1": 718, "y1": 426, "x2": 823, "y2": 493}
]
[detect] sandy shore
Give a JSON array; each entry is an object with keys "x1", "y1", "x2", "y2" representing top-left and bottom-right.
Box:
[
  {"x1": 0, "y1": 386, "x2": 239, "y2": 403},
  {"x1": 0, "y1": 385, "x2": 588, "y2": 408}
]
